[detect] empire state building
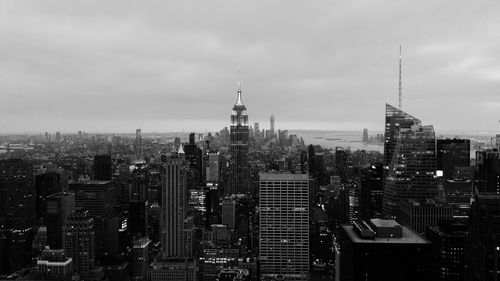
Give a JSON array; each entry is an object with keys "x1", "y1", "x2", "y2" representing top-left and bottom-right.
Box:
[{"x1": 229, "y1": 83, "x2": 249, "y2": 195}]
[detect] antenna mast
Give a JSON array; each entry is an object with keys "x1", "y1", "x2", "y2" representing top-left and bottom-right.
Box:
[{"x1": 399, "y1": 45, "x2": 402, "y2": 110}]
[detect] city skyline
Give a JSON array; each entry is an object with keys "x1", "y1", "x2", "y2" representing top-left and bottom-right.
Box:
[{"x1": 1, "y1": 1, "x2": 500, "y2": 133}]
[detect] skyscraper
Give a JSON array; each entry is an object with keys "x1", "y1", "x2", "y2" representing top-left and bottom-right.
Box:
[
  {"x1": 129, "y1": 160, "x2": 149, "y2": 238},
  {"x1": 436, "y1": 139, "x2": 470, "y2": 180},
  {"x1": 360, "y1": 163, "x2": 384, "y2": 220},
  {"x1": 475, "y1": 149, "x2": 500, "y2": 194},
  {"x1": 270, "y1": 115, "x2": 275, "y2": 137},
  {"x1": 64, "y1": 209, "x2": 95, "y2": 281},
  {"x1": 93, "y1": 155, "x2": 112, "y2": 181},
  {"x1": 184, "y1": 133, "x2": 203, "y2": 189},
  {"x1": 383, "y1": 104, "x2": 438, "y2": 219},
  {"x1": 259, "y1": 173, "x2": 309, "y2": 281},
  {"x1": 0, "y1": 159, "x2": 35, "y2": 229},
  {"x1": 46, "y1": 192, "x2": 75, "y2": 249},
  {"x1": 70, "y1": 180, "x2": 115, "y2": 256},
  {"x1": 161, "y1": 154, "x2": 191, "y2": 258},
  {"x1": 229, "y1": 83, "x2": 249, "y2": 195},
  {"x1": 465, "y1": 188, "x2": 500, "y2": 281},
  {"x1": 135, "y1": 129, "x2": 142, "y2": 159}
]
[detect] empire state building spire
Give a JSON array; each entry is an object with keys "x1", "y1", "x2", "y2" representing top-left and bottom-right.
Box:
[
  {"x1": 235, "y1": 82, "x2": 243, "y2": 106},
  {"x1": 231, "y1": 83, "x2": 248, "y2": 125}
]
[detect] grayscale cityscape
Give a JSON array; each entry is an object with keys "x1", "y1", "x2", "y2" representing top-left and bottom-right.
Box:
[{"x1": 0, "y1": 1, "x2": 499, "y2": 281}]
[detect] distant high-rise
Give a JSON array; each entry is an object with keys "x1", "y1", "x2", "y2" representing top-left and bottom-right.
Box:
[
  {"x1": 436, "y1": 139, "x2": 470, "y2": 180},
  {"x1": 465, "y1": 188, "x2": 500, "y2": 281},
  {"x1": 383, "y1": 104, "x2": 438, "y2": 219},
  {"x1": 360, "y1": 163, "x2": 384, "y2": 220},
  {"x1": 184, "y1": 133, "x2": 203, "y2": 189},
  {"x1": 222, "y1": 198, "x2": 236, "y2": 230},
  {"x1": 135, "y1": 129, "x2": 142, "y2": 158},
  {"x1": 64, "y1": 209, "x2": 95, "y2": 281},
  {"x1": 206, "y1": 152, "x2": 220, "y2": 183},
  {"x1": 46, "y1": 192, "x2": 75, "y2": 249},
  {"x1": 259, "y1": 173, "x2": 309, "y2": 281},
  {"x1": 426, "y1": 221, "x2": 467, "y2": 281},
  {"x1": 93, "y1": 155, "x2": 112, "y2": 181},
  {"x1": 129, "y1": 160, "x2": 149, "y2": 240},
  {"x1": 35, "y1": 170, "x2": 62, "y2": 221},
  {"x1": 475, "y1": 149, "x2": 500, "y2": 194},
  {"x1": 383, "y1": 103, "x2": 421, "y2": 166},
  {"x1": 70, "y1": 180, "x2": 115, "y2": 256},
  {"x1": 362, "y1": 128, "x2": 369, "y2": 143},
  {"x1": 0, "y1": 159, "x2": 35, "y2": 229},
  {"x1": 161, "y1": 154, "x2": 192, "y2": 258},
  {"x1": 270, "y1": 115, "x2": 275, "y2": 136},
  {"x1": 229, "y1": 83, "x2": 249, "y2": 195},
  {"x1": 254, "y1": 122, "x2": 260, "y2": 138}
]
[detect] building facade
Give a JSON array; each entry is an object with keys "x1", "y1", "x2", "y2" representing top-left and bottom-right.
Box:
[{"x1": 259, "y1": 173, "x2": 309, "y2": 281}]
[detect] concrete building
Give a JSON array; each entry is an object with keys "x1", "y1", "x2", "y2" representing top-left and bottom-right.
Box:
[{"x1": 259, "y1": 173, "x2": 309, "y2": 281}]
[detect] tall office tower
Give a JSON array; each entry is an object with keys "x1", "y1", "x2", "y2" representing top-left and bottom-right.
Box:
[
  {"x1": 46, "y1": 192, "x2": 75, "y2": 249},
  {"x1": 437, "y1": 139, "x2": 470, "y2": 180},
  {"x1": 93, "y1": 155, "x2": 112, "y2": 181},
  {"x1": 35, "y1": 170, "x2": 62, "y2": 221},
  {"x1": 161, "y1": 154, "x2": 191, "y2": 258},
  {"x1": 335, "y1": 147, "x2": 348, "y2": 182},
  {"x1": 360, "y1": 163, "x2": 384, "y2": 220},
  {"x1": 229, "y1": 84, "x2": 249, "y2": 195},
  {"x1": 254, "y1": 122, "x2": 260, "y2": 138},
  {"x1": 383, "y1": 104, "x2": 438, "y2": 218},
  {"x1": 55, "y1": 131, "x2": 61, "y2": 143},
  {"x1": 184, "y1": 133, "x2": 203, "y2": 189},
  {"x1": 362, "y1": 128, "x2": 369, "y2": 143},
  {"x1": 36, "y1": 248, "x2": 73, "y2": 281},
  {"x1": 135, "y1": 129, "x2": 142, "y2": 158},
  {"x1": 465, "y1": 188, "x2": 500, "y2": 281},
  {"x1": 398, "y1": 199, "x2": 453, "y2": 234},
  {"x1": 0, "y1": 159, "x2": 35, "y2": 228},
  {"x1": 64, "y1": 209, "x2": 95, "y2": 281},
  {"x1": 383, "y1": 103, "x2": 421, "y2": 166},
  {"x1": 426, "y1": 221, "x2": 468, "y2": 281},
  {"x1": 129, "y1": 160, "x2": 149, "y2": 238},
  {"x1": 222, "y1": 198, "x2": 236, "y2": 230},
  {"x1": 8, "y1": 228, "x2": 33, "y2": 273},
  {"x1": 205, "y1": 184, "x2": 221, "y2": 227},
  {"x1": 206, "y1": 152, "x2": 220, "y2": 183},
  {"x1": 270, "y1": 115, "x2": 275, "y2": 137},
  {"x1": 70, "y1": 180, "x2": 115, "y2": 256},
  {"x1": 132, "y1": 237, "x2": 151, "y2": 280},
  {"x1": 259, "y1": 173, "x2": 309, "y2": 281},
  {"x1": 335, "y1": 219, "x2": 433, "y2": 281},
  {"x1": 475, "y1": 149, "x2": 500, "y2": 193}
]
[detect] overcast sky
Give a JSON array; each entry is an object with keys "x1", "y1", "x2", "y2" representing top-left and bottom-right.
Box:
[{"x1": 1, "y1": 1, "x2": 499, "y2": 134}]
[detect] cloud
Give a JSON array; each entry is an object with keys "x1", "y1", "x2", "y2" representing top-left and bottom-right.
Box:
[{"x1": 0, "y1": 0, "x2": 499, "y2": 133}]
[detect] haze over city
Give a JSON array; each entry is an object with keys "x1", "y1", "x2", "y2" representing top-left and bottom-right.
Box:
[{"x1": 1, "y1": 1, "x2": 499, "y2": 133}]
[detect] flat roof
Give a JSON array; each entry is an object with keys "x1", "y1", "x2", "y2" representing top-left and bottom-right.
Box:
[
  {"x1": 259, "y1": 173, "x2": 309, "y2": 181},
  {"x1": 342, "y1": 224, "x2": 430, "y2": 245},
  {"x1": 370, "y1": 218, "x2": 400, "y2": 228}
]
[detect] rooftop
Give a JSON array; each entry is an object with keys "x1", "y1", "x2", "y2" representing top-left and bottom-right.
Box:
[
  {"x1": 343, "y1": 223, "x2": 429, "y2": 245},
  {"x1": 259, "y1": 172, "x2": 309, "y2": 181}
]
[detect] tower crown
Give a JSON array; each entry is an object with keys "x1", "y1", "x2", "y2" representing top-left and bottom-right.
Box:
[{"x1": 231, "y1": 83, "x2": 248, "y2": 125}]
